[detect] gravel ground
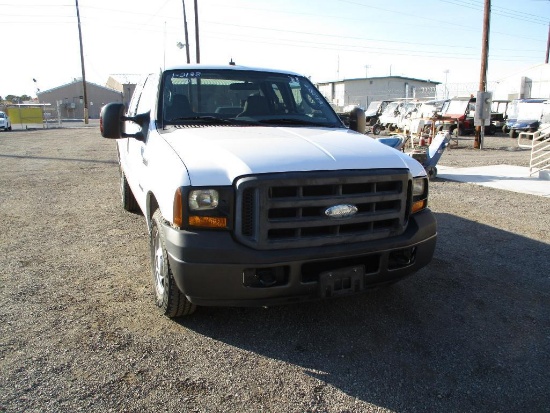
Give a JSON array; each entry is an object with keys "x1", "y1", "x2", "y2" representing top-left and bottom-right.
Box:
[{"x1": 1, "y1": 127, "x2": 549, "y2": 413}]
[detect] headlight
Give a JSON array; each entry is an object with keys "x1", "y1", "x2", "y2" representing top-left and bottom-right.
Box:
[
  {"x1": 411, "y1": 177, "x2": 428, "y2": 213},
  {"x1": 189, "y1": 189, "x2": 219, "y2": 210},
  {"x1": 412, "y1": 178, "x2": 426, "y2": 197},
  {"x1": 173, "y1": 187, "x2": 233, "y2": 230}
]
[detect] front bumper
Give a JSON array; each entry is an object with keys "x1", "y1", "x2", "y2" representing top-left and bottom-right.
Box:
[{"x1": 163, "y1": 209, "x2": 437, "y2": 307}]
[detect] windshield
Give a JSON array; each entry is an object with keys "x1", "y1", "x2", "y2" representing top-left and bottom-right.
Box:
[
  {"x1": 161, "y1": 69, "x2": 342, "y2": 128},
  {"x1": 401, "y1": 102, "x2": 418, "y2": 115},
  {"x1": 381, "y1": 102, "x2": 399, "y2": 116},
  {"x1": 416, "y1": 102, "x2": 438, "y2": 118},
  {"x1": 516, "y1": 102, "x2": 544, "y2": 121},
  {"x1": 506, "y1": 100, "x2": 519, "y2": 119},
  {"x1": 365, "y1": 101, "x2": 381, "y2": 116},
  {"x1": 0, "y1": 113, "x2": 5, "y2": 119},
  {"x1": 443, "y1": 99, "x2": 470, "y2": 115}
]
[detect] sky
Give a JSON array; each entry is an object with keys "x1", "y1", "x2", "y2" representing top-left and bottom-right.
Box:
[{"x1": 1, "y1": 0, "x2": 549, "y2": 98}]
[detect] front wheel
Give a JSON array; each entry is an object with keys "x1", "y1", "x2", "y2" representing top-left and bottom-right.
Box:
[
  {"x1": 150, "y1": 209, "x2": 196, "y2": 318},
  {"x1": 372, "y1": 124, "x2": 381, "y2": 135},
  {"x1": 426, "y1": 166, "x2": 437, "y2": 180}
]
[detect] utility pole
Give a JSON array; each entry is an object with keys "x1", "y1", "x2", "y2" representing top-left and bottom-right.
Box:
[
  {"x1": 194, "y1": 0, "x2": 200, "y2": 63},
  {"x1": 75, "y1": 0, "x2": 88, "y2": 124},
  {"x1": 181, "y1": 0, "x2": 191, "y2": 64},
  {"x1": 474, "y1": 0, "x2": 490, "y2": 149}
]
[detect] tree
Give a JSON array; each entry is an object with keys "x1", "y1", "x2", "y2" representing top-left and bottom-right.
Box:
[{"x1": 4, "y1": 94, "x2": 32, "y2": 103}]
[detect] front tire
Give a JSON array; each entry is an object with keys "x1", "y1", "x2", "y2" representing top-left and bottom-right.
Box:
[
  {"x1": 150, "y1": 209, "x2": 196, "y2": 318},
  {"x1": 426, "y1": 166, "x2": 437, "y2": 180}
]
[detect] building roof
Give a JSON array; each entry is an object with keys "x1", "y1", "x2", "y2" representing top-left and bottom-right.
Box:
[{"x1": 37, "y1": 79, "x2": 120, "y2": 96}]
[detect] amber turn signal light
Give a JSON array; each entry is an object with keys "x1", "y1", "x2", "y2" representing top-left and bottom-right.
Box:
[{"x1": 188, "y1": 216, "x2": 227, "y2": 228}]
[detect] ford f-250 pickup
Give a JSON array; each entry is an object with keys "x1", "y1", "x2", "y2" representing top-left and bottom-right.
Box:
[{"x1": 100, "y1": 64, "x2": 437, "y2": 318}]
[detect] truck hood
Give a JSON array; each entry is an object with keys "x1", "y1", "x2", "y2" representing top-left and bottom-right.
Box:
[{"x1": 161, "y1": 126, "x2": 426, "y2": 186}]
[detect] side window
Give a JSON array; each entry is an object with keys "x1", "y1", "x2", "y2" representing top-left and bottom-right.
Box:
[
  {"x1": 137, "y1": 74, "x2": 159, "y2": 115},
  {"x1": 127, "y1": 77, "x2": 147, "y2": 116}
]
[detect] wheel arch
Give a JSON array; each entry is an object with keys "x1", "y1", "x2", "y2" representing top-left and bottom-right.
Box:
[{"x1": 146, "y1": 192, "x2": 160, "y2": 231}]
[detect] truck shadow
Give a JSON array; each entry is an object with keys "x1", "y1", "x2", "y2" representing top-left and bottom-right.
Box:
[{"x1": 178, "y1": 212, "x2": 550, "y2": 412}]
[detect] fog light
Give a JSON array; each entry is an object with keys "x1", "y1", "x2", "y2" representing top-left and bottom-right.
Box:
[{"x1": 388, "y1": 247, "x2": 416, "y2": 270}]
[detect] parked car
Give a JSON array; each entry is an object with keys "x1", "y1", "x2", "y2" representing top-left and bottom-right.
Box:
[
  {"x1": 508, "y1": 98, "x2": 547, "y2": 138},
  {"x1": 437, "y1": 97, "x2": 476, "y2": 136},
  {"x1": 409, "y1": 99, "x2": 448, "y2": 137},
  {"x1": 0, "y1": 111, "x2": 11, "y2": 131},
  {"x1": 502, "y1": 99, "x2": 519, "y2": 133},
  {"x1": 437, "y1": 96, "x2": 497, "y2": 136},
  {"x1": 378, "y1": 100, "x2": 411, "y2": 133},
  {"x1": 396, "y1": 101, "x2": 423, "y2": 133},
  {"x1": 364, "y1": 100, "x2": 393, "y2": 127}
]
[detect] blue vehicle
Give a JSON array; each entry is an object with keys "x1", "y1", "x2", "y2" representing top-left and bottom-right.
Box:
[{"x1": 506, "y1": 98, "x2": 546, "y2": 138}]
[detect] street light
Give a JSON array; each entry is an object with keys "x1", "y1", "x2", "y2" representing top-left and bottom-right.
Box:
[
  {"x1": 364, "y1": 64, "x2": 371, "y2": 78},
  {"x1": 443, "y1": 69, "x2": 450, "y2": 99}
]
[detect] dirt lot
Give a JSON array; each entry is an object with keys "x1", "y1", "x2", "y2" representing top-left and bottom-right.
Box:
[{"x1": 1, "y1": 127, "x2": 549, "y2": 413}]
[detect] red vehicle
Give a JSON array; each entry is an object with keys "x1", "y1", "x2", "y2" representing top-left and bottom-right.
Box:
[
  {"x1": 437, "y1": 97, "x2": 476, "y2": 136},
  {"x1": 437, "y1": 96, "x2": 496, "y2": 136}
]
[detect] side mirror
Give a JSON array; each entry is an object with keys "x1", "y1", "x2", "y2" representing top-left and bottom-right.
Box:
[
  {"x1": 100, "y1": 103, "x2": 125, "y2": 139},
  {"x1": 100, "y1": 102, "x2": 149, "y2": 141},
  {"x1": 348, "y1": 106, "x2": 366, "y2": 134}
]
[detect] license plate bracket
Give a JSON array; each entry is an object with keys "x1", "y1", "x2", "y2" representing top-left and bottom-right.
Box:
[{"x1": 319, "y1": 265, "x2": 365, "y2": 298}]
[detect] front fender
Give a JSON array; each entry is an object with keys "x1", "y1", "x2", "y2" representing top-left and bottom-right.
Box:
[{"x1": 142, "y1": 131, "x2": 191, "y2": 228}]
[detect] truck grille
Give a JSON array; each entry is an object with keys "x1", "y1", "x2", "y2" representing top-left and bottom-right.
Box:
[{"x1": 234, "y1": 170, "x2": 411, "y2": 250}]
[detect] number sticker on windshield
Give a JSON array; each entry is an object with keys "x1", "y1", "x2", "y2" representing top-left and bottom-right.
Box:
[{"x1": 174, "y1": 72, "x2": 202, "y2": 78}]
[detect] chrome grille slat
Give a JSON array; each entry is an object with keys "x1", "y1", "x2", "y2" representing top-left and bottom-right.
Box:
[{"x1": 235, "y1": 170, "x2": 411, "y2": 250}]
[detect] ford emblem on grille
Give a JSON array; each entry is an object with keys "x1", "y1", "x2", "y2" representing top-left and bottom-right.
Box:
[{"x1": 325, "y1": 204, "x2": 358, "y2": 219}]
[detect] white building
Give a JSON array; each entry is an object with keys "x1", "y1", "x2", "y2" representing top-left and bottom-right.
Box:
[
  {"x1": 492, "y1": 63, "x2": 550, "y2": 100},
  {"x1": 317, "y1": 76, "x2": 440, "y2": 111}
]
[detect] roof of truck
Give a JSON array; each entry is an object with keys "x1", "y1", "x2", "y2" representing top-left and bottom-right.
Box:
[{"x1": 163, "y1": 64, "x2": 302, "y2": 77}]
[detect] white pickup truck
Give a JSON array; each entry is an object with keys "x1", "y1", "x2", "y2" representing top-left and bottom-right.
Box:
[{"x1": 100, "y1": 64, "x2": 437, "y2": 318}]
